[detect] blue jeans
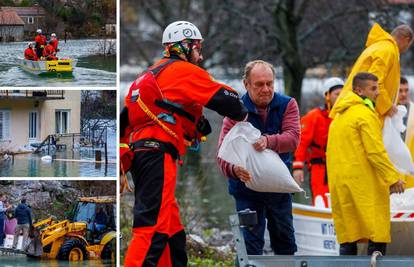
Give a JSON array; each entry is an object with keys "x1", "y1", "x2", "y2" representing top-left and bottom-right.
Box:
[{"x1": 232, "y1": 191, "x2": 297, "y2": 255}]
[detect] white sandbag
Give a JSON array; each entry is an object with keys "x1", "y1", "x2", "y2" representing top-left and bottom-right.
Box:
[
  {"x1": 390, "y1": 188, "x2": 414, "y2": 210},
  {"x1": 218, "y1": 122, "x2": 303, "y2": 193},
  {"x1": 383, "y1": 105, "x2": 414, "y2": 175}
]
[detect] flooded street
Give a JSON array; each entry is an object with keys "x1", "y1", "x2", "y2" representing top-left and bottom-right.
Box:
[
  {"x1": 0, "y1": 129, "x2": 116, "y2": 177},
  {"x1": 0, "y1": 39, "x2": 116, "y2": 87}
]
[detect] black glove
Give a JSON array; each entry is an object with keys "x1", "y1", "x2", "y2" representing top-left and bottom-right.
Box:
[{"x1": 196, "y1": 116, "x2": 212, "y2": 136}]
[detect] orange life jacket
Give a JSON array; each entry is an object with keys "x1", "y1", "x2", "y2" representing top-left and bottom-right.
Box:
[{"x1": 124, "y1": 58, "x2": 204, "y2": 155}]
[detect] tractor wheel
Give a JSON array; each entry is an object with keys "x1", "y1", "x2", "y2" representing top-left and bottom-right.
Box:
[
  {"x1": 57, "y1": 239, "x2": 88, "y2": 261},
  {"x1": 101, "y1": 238, "x2": 116, "y2": 261}
]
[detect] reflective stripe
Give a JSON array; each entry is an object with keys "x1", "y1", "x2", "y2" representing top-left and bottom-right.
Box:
[{"x1": 120, "y1": 143, "x2": 129, "y2": 148}]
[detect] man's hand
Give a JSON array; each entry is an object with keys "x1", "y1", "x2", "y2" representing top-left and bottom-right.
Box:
[
  {"x1": 293, "y1": 169, "x2": 304, "y2": 185},
  {"x1": 390, "y1": 179, "x2": 405, "y2": 194},
  {"x1": 253, "y1": 136, "x2": 267, "y2": 152},
  {"x1": 234, "y1": 165, "x2": 252, "y2": 183},
  {"x1": 386, "y1": 104, "x2": 398, "y2": 117}
]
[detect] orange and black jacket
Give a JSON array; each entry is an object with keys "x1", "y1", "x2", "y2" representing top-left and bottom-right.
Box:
[
  {"x1": 293, "y1": 107, "x2": 332, "y2": 169},
  {"x1": 121, "y1": 57, "x2": 247, "y2": 155}
]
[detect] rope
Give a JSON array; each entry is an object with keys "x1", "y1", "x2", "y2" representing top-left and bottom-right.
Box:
[
  {"x1": 370, "y1": 251, "x2": 382, "y2": 267},
  {"x1": 137, "y1": 97, "x2": 179, "y2": 140}
]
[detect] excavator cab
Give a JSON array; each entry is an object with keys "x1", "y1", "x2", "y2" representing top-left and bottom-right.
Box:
[{"x1": 70, "y1": 198, "x2": 116, "y2": 244}]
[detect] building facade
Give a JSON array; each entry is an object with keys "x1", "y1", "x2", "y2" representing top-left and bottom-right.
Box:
[
  {"x1": 0, "y1": 10, "x2": 24, "y2": 41},
  {"x1": 0, "y1": 90, "x2": 81, "y2": 152},
  {"x1": 1, "y1": 6, "x2": 46, "y2": 34}
]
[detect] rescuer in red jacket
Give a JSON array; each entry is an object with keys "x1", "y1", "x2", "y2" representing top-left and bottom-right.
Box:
[
  {"x1": 34, "y1": 29, "x2": 47, "y2": 59},
  {"x1": 120, "y1": 21, "x2": 247, "y2": 267},
  {"x1": 50, "y1": 33, "x2": 59, "y2": 52},
  {"x1": 293, "y1": 77, "x2": 344, "y2": 207},
  {"x1": 24, "y1": 42, "x2": 38, "y2": 61}
]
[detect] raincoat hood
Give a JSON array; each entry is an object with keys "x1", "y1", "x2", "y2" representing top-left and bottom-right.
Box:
[
  {"x1": 332, "y1": 91, "x2": 375, "y2": 115},
  {"x1": 330, "y1": 23, "x2": 400, "y2": 119},
  {"x1": 366, "y1": 23, "x2": 397, "y2": 48}
]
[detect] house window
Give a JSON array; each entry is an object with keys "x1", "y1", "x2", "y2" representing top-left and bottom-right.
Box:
[
  {"x1": 29, "y1": 111, "x2": 38, "y2": 140},
  {"x1": 27, "y1": 16, "x2": 34, "y2": 24},
  {"x1": 55, "y1": 110, "x2": 70, "y2": 134},
  {"x1": 0, "y1": 110, "x2": 11, "y2": 140}
]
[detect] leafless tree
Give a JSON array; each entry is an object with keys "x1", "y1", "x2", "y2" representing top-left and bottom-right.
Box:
[{"x1": 121, "y1": 0, "x2": 407, "y2": 106}]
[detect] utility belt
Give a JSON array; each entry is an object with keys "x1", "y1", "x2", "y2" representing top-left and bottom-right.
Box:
[
  {"x1": 310, "y1": 158, "x2": 325, "y2": 165},
  {"x1": 130, "y1": 139, "x2": 179, "y2": 161}
]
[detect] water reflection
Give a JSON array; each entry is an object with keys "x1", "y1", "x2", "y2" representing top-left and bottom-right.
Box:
[{"x1": 0, "y1": 130, "x2": 116, "y2": 177}]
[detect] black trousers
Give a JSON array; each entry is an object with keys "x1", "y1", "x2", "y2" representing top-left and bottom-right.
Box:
[{"x1": 340, "y1": 240, "x2": 387, "y2": 255}]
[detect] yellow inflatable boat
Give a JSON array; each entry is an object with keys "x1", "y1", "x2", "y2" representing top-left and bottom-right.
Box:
[{"x1": 17, "y1": 58, "x2": 77, "y2": 76}]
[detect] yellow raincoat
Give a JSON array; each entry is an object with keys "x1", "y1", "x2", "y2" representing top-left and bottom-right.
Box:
[
  {"x1": 326, "y1": 91, "x2": 399, "y2": 244},
  {"x1": 404, "y1": 102, "x2": 414, "y2": 188},
  {"x1": 330, "y1": 23, "x2": 400, "y2": 119}
]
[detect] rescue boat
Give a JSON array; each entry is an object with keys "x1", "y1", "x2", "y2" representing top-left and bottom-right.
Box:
[
  {"x1": 292, "y1": 202, "x2": 414, "y2": 255},
  {"x1": 16, "y1": 58, "x2": 77, "y2": 76}
]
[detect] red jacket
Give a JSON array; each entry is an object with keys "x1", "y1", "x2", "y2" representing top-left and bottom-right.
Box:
[
  {"x1": 50, "y1": 39, "x2": 59, "y2": 50},
  {"x1": 293, "y1": 108, "x2": 332, "y2": 169},
  {"x1": 43, "y1": 44, "x2": 57, "y2": 60},
  {"x1": 24, "y1": 48, "x2": 38, "y2": 61},
  {"x1": 124, "y1": 58, "x2": 247, "y2": 156},
  {"x1": 35, "y1": 34, "x2": 47, "y2": 46}
]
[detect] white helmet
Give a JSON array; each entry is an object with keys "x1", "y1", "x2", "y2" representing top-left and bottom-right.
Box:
[
  {"x1": 51, "y1": 33, "x2": 56, "y2": 37},
  {"x1": 36, "y1": 29, "x2": 42, "y2": 34},
  {"x1": 162, "y1": 21, "x2": 203, "y2": 45},
  {"x1": 324, "y1": 77, "x2": 344, "y2": 93},
  {"x1": 27, "y1": 42, "x2": 33, "y2": 46}
]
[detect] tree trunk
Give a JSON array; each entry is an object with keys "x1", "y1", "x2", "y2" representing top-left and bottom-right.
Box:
[
  {"x1": 273, "y1": 0, "x2": 306, "y2": 107},
  {"x1": 282, "y1": 55, "x2": 306, "y2": 107}
]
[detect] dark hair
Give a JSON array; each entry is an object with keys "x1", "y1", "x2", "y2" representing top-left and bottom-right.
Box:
[
  {"x1": 21, "y1": 199, "x2": 26, "y2": 204},
  {"x1": 352, "y1": 72, "x2": 378, "y2": 90},
  {"x1": 401, "y1": 76, "x2": 408, "y2": 84}
]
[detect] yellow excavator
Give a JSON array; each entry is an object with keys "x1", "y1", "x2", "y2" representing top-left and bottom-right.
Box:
[{"x1": 28, "y1": 196, "x2": 116, "y2": 261}]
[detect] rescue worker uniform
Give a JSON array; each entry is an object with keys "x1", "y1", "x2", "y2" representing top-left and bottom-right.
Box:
[
  {"x1": 43, "y1": 44, "x2": 57, "y2": 60},
  {"x1": 326, "y1": 91, "x2": 400, "y2": 255},
  {"x1": 50, "y1": 38, "x2": 59, "y2": 51},
  {"x1": 330, "y1": 23, "x2": 400, "y2": 120},
  {"x1": 293, "y1": 107, "x2": 331, "y2": 207},
  {"x1": 122, "y1": 56, "x2": 247, "y2": 267},
  {"x1": 34, "y1": 34, "x2": 47, "y2": 59},
  {"x1": 24, "y1": 47, "x2": 38, "y2": 61}
]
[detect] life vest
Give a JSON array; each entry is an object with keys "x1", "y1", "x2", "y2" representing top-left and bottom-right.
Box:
[
  {"x1": 24, "y1": 48, "x2": 37, "y2": 61},
  {"x1": 120, "y1": 59, "x2": 203, "y2": 193},
  {"x1": 43, "y1": 44, "x2": 57, "y2": 60},
  {"x1": 50, "y1": 39, "x2": 59, "y2": 50},
  {"x1": 125, "y1": 58, "x2": 201, "y2": 151}
]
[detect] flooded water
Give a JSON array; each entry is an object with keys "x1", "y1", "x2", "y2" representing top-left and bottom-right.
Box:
[
  {"x1": 0, "y1": 255, "x2": 114, "y2": 267},
  {"x1": 0, "y1": 129, "x2": 116, "y2": 177},
  {"x1": 0, "y1": 39, "x2": 116, "y2": 87}
]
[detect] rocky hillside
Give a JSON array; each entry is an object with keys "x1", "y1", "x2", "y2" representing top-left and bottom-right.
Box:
[{"x1": 0, "y1": 180, "x2": 115, "y2": 221}]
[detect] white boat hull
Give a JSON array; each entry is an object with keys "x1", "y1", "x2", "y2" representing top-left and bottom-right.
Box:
[
  {"x1": 17, "y1": 58, "x2": 77, "y2": 75},
  {"x1": 292, "y1": 202, "x2": 414, "y2": 255}
]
